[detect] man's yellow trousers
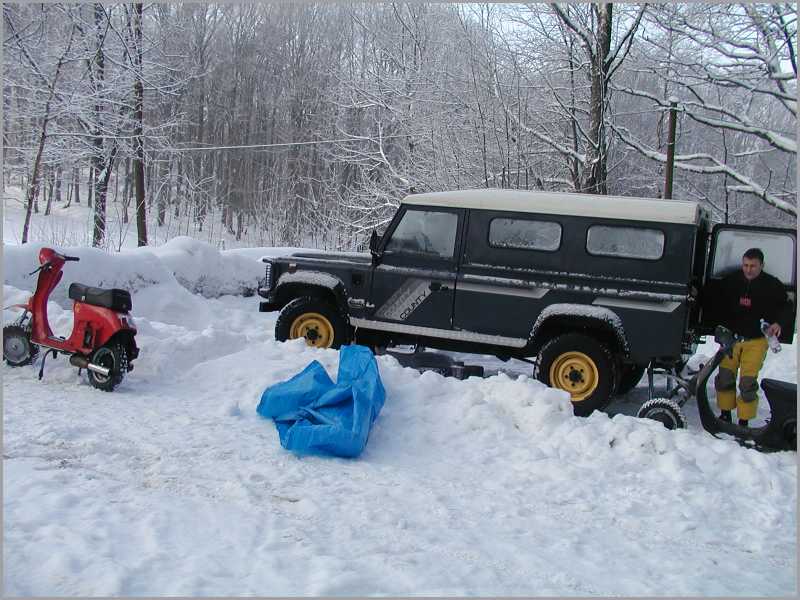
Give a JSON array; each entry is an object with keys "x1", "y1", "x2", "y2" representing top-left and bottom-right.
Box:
[{"x1": 714, "y1": 337, "x2": 769, "y2": 421}]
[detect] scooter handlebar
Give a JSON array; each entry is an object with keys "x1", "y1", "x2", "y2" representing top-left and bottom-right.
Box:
[{"x1": 63, "y1": 255, "x2": 80, "y2": 262}]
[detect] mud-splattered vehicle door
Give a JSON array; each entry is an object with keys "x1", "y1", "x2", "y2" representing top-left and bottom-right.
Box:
[{"x1": 360, "y1": 206, "x2": 463, "y2": 339}]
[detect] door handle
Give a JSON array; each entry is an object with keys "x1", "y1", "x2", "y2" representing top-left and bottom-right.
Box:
[{"x1": 429, "y1": 281, "x2": 449, "y2": 292}]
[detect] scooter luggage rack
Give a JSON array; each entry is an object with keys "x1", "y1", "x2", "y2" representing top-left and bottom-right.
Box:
[{"x1": 645, "y1": 362, "x2": 700, "y2": 408}]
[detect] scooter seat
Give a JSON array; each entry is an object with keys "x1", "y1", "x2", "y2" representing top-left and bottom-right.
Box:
[
  {"x1": 68, "y1": 283, "x2": 132, "y2": 313},
  {"x1": 761, "y1": 378, "x2": 797, "y2": 406}
]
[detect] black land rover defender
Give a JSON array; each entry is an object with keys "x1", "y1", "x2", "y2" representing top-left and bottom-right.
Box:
[{"x1": 258, "y1": 190, "x2": 796, "y2": 416}]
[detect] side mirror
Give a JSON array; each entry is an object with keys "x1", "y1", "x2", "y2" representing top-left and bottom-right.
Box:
[{"x1": 369, "y1": 230, "x2": 382, "y2": 262}]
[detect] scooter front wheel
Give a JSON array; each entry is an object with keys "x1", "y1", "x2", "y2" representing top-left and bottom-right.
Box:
[
  {"x1": 3, "y1": 325, "x2": 38, "y2": 367},
  {"x1": 637, "y1": 398, "x2": 687, "y2": 430},
  {"x1": 87, "y1": 342, "x2": 128, "y2": 392}
]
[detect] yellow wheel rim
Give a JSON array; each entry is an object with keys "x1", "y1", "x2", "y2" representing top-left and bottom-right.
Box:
[
  {"x1": 289, "y1": 312, "x2": 335, "y2": 348},
  {"x1": 549, "y1": 351, "x2": 599, "y2": 401}
]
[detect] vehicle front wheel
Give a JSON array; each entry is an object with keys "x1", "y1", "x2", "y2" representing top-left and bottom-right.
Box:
[
  {"x1": 275, "y1": 296, "x2": 350, "y2": 349},
  {"x1": 88, "y1": 342, "x2": 128, "y2": 392},
  {"x1": 3, "y1": 325, "x2": 38, "y2": 367},
  {"x1": 536, "y1": 333, "x2": 615, "y2": 417}
]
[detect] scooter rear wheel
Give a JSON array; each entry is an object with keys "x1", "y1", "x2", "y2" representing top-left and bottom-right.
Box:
[
  {"x1": 3, "y1": 325, "x2": 38, "y2": 367},
  {"x1": 87, "y1": 342, "x2": 128, "y2": 392}
]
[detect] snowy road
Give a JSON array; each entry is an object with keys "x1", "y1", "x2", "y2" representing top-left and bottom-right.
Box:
[{"x1": 3, "y1": 241, "x2": 797, "y2": 596}]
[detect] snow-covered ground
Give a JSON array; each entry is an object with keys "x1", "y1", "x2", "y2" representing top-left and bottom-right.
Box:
[{"x1": 3, "y1": 202, "x2": 797, "y2": 596}]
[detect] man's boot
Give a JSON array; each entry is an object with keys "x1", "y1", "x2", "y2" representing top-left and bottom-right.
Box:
[{"x1": 719, "y1": 410, "x2": 732, "y2": 423}]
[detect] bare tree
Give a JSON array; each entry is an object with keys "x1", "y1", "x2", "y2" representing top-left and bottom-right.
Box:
[
  {"x1": 4, "y1": 4, "x2": 76, "y2": 243},
  {"x1": 612, "y1": 3, "x2": 796, "y2": 218}
]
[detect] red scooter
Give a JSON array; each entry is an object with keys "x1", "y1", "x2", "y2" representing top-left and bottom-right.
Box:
[{"x1": 3, "y1": 248, "x2": 139, "y2": 391}]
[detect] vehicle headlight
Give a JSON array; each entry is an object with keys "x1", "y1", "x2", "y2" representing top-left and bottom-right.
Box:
[{"x1": 260, "y1": 261, "x2": 275, "y2": 293}]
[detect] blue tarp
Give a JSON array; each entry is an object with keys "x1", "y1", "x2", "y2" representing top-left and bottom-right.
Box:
[{"x1": 257, "y1": 345, "x2": 386, "y2": 458}]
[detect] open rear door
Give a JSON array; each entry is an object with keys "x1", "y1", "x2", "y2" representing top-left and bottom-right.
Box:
[{"x1": 699, "y1": 224, "x2": 796, "y2": 342}]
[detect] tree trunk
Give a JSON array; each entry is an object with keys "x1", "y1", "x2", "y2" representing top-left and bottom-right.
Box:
[
  {"x1": 87, "y1": 166, "x2": 94, "y2": 208},
  {"x1": 54, "y1": 166, "x2": 63, "y2": 204},
  {"x1": 44, "y1": 168, "x2": 54, "y2": 216},
  {"x1": 122, "y1": 157, "x2": 131, "y2": 224},
  {"x1": 174, "y1": 158, "x2": 182, "y2": 218},
  {"x1": 73, "y1": 166, "x2": 80, "y2": 205},
  {"x1": 91, "y1": 2, "x2": 107, "y2": 248},
  {"x1": 582, "y1": 3, "x2": 612, "y2": 194},
  {"x1": 132, "y1": 1, "x2": 148, "y2": 246}
]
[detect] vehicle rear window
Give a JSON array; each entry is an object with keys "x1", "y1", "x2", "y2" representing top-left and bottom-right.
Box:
[
  {"x1": 489, "y1": 218, "x2": 561, "y2": 251},
  {"x1": 586, "y1": 225, "x2": 664, "y2": 260}
]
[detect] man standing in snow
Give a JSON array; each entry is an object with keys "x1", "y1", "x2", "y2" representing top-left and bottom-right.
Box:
[{"x1": 712, "y1": 248, "x2": 789, "y2": 427}]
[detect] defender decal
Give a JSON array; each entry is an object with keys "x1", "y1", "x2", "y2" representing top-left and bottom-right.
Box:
[{"x1": 375, "y1": 278, "x2": 432, "y2": 321}]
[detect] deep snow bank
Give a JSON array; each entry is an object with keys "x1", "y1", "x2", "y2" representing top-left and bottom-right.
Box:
[{"x1": 3, "y1": 237, "x2": 265, "y2": 303}]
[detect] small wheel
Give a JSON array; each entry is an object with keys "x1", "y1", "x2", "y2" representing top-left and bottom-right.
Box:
[
  {"x1": 637, "y1": 398, "x2": 687, "y2": 430},
  {"x1": 536, "y1": 333, "x2": 615, "y2": 416},
  {"x1": 275, "y1": 296, "x2": 350, "y2": 349},
  {"x1": 615, "y1": 364, "x2": 645, "y2": 396},
  {"x1": 3, "y1": 325, "x2": 38, "y2": 367},
  {"x1": 87, "y1": 342, "x2": 128, "y2": 392}
]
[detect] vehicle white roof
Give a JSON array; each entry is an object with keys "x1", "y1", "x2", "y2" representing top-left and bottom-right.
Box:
[{"x1": 401, "y1": 189, "x2": 703, "y2": 225}]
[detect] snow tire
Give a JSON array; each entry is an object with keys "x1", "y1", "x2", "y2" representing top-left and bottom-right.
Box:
[
  {"x1": 87, "y1": 342, "x2": 128, "y2": 392},
  {"x1": 536, "y1": 332, "x2": 615, "y2": 417},
  {"x1": 3, "y1": 325, "x2": 38, "y2": 367},
  {"x1": 637, "y1": 398, "x2": 687, "y2": 430},
  {"x1": 275, "y1": 296, "x2": 350, "y2": 349}
]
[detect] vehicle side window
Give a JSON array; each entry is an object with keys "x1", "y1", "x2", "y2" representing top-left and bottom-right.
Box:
[
  {"x1": 489, "y1": 218, "x2": 561, "y2": 251},
  {"x1": 385, "y1": 209, "x2": 458, "y2": 259},
  {"x1": 711, "y1": 229, "x2": 796, "y2": 285},
  {"x1": 586, "y1": 225, "x2": 664, "y2": 260}
]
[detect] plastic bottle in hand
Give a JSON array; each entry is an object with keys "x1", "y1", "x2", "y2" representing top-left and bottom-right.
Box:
[{"x1": 760, "y1": 319, "x2": 782, "y2": 353}]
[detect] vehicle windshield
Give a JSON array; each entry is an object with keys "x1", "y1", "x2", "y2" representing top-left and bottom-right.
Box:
[{"x1": 385, "y1": 209, "x2": 458, "y2": 259}]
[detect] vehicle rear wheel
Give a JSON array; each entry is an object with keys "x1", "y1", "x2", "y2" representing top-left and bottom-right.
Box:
[
  {"x1": 3, "y1": 325, "x2": 38, "y2": 367},
  {"x1": 615, "y1": 364, "x2": 646, "y2": 396},
  {"x1": 275, "y1": 296, "x2": 350, "y2": 349},
  {"x1": 536, "y1": 333, "x2": 615, "y2": 416},
  {"x1": 88, "y1": 342, "x2": 128, "y2": 392}
]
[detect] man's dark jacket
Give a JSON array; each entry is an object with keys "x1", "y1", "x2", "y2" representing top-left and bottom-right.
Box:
[{"x1": 713, "y1": 270, "x2": 789, "y2": 339}]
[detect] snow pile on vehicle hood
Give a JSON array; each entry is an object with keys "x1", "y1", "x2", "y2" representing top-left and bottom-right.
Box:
[{"x1": 3, "y1": 237, "x2": 265, "y2": 303}]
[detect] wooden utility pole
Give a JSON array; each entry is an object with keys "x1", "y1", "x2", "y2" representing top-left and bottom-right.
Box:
[{"x1": 663, "y1": 99, "x2": 678, "y2": 199}]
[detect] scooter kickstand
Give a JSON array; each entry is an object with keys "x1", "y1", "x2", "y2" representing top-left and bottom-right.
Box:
[{"x1": 38, "y1": 349, "x2": 57, "y2": 380}]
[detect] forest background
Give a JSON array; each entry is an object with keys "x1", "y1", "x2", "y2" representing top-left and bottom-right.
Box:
[{"x1": 3, "y1": 2, "x2": 796, "y2": 251}]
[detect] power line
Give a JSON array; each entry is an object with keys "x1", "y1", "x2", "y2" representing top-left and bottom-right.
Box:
[{"x1": 3, "y1": 133, "x2": 422, "y2": 154}]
